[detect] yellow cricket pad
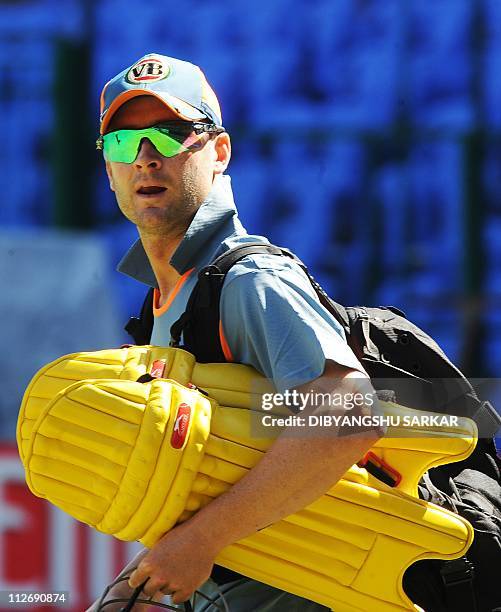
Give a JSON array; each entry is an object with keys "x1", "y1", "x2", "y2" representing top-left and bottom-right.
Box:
[{"x1": 18, "y1": 346, "x2": 477, "y2": 611}]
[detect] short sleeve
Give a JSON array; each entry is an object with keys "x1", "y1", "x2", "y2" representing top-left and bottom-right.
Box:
[{"x1": 219, "y1": 258, "x2": 365, "y2": 392}]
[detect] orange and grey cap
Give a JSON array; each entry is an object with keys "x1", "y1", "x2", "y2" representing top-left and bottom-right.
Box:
[{"x1": 99, "y1": 53, "x2": 223, "y2": 134}]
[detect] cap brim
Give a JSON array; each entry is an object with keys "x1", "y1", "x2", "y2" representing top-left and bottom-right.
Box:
[{"x1": 100, "y1": 90, "x2": 207, "y2": 134}]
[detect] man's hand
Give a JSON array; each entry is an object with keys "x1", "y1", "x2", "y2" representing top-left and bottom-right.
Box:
[{"x1": 128, "y1": 519, "x2": 219, "y2": 605}]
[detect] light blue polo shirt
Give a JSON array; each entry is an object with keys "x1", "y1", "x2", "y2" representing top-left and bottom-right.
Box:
[{"x1": 118, "y1": 175, "x2": 364, "y2": 392}]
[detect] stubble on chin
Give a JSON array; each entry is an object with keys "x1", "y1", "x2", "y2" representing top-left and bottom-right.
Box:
[{"x1": 132, "y1": 195, "x2": 200, "y2": 240}]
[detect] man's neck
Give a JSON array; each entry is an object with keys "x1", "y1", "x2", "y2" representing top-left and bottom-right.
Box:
[{"x1": 139, "y1": 231, "x2": 184, "y2": 308}]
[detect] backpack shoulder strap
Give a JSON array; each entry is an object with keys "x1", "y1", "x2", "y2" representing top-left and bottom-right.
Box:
[
  {"x1": 125, "y1": 242, "x2": 351, "y2": 358},
  {"x1": 123, "y1": 244, "x2": 287, "y2": 349},
  {"x1": 289, "y1": 256, "x2": 351, "y2": 332},
  {"x1": 222, "y1": 243, "x2": 350, "y2": 332},
  {"x1": 210, "y1": 242, "x2": 284, "y2": 273},
  {"x1": 125, "y1": 287, "x2": 155, "y2": 345},
  {"x1": 170, "y1": 243, "x2": 286, "y2": 361},
  {"x1": 169, "y1": 242, "x2": 347, "y2": 362}
]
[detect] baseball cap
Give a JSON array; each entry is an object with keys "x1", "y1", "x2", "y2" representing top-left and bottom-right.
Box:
[{"x1": 99, "y1": 53, "x2": 223, "y2": 134}]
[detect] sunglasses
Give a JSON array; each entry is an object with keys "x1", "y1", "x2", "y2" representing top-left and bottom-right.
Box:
[{"x1": 96, "y1": 121, "x2": 224, "y2": 164}]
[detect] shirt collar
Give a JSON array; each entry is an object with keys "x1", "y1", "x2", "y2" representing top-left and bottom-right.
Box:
[{"x1": 117, "y1": 174, "x2": 243, "y2": 286}]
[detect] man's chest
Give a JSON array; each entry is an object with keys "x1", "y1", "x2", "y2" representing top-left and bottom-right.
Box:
[{"x1": 150, "y1": 274, "x2": 198, "y2": 345}]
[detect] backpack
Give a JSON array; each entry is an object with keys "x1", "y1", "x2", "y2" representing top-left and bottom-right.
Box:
[{"x1": 126, "y1": 242, "x2": 501, "y2": 612}]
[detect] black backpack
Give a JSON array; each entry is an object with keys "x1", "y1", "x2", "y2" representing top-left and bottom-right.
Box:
[{"x1": 126, "y1": 242, "x2": 501, "y2": 612}]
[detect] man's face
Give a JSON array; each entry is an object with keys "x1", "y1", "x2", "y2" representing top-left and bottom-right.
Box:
[{"x1": 104, "y1": 95, "x2": 229, "y2": 238}]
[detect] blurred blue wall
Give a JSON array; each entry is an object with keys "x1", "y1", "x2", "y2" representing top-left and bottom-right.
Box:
[{"x1": 2, "y1": 0, "x2": 501, "y2": 436}]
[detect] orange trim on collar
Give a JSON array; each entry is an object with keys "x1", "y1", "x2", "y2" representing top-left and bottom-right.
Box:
[
  {"x1": 153, "y1": 268, "x2": 195, "y2": 317},
  {"x1": 219, "y1": 320, "x2": 234, "y2": 362}
]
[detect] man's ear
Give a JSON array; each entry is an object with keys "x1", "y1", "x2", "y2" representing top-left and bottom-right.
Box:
[
  {"x1": 213, "y1": 132, "x2": 231, "y2": 176},
  {"x1": 105, "y1": 160, "x2": 116, "y2": 192}
]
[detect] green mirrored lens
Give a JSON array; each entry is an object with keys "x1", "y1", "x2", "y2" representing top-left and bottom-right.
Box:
[{"x1": 102, "y1": 128, "x2": 189, "y2": 163}]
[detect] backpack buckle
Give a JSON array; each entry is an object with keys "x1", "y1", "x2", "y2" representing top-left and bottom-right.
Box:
[{"x1": 440, "y1": 557, "x2": 475, "y2": 587}]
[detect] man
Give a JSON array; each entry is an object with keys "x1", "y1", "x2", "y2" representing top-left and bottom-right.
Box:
[{"x1": 91, "y1": 53, "x2": 381, "y2": 611}]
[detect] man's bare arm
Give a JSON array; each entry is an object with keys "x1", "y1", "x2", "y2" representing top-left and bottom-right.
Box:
[{"x1": 126, "y1": 361, "x2": 381, "y2": 604}]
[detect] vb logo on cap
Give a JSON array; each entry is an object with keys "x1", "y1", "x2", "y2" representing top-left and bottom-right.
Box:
[
  {"x1": 99, "y1": 53, "x2": 224, "y2": 134},
  {"x1": 126, "y1": 56, "x2": 170, "y2": 84}
]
